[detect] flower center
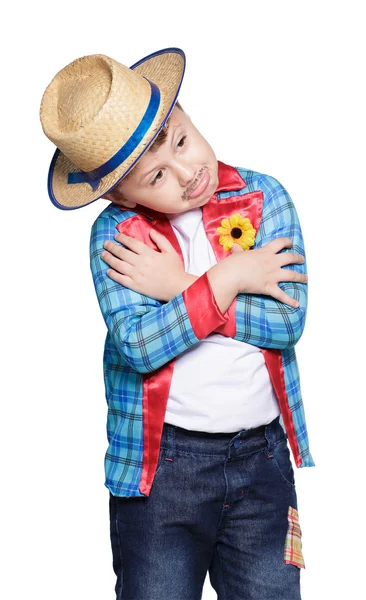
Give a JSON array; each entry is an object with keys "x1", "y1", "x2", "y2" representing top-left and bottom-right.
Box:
[{"x1": 231, "y1": 227, "x2": 242, "y2": 239}]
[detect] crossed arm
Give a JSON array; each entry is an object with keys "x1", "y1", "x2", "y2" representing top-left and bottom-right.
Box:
[
  {"x1": 90, "y1": 178, "x2": 308, "y2": 373},
  {"x1": 233, "y1": 176, "x2": 308, "y2": 348}
]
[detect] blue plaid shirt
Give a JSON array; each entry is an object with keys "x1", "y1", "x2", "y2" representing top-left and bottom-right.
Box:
[{"x1": 90, "y1": 164, "x2": 315, "y2": 497}]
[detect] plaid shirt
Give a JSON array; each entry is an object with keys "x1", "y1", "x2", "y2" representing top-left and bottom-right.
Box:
[{"x1": 90, "y1": 162, "x2": 315, "y2": 497}]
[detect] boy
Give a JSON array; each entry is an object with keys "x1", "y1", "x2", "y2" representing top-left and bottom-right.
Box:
[{"x1": 40, "y1": 48, "x2": 314, "y2": 600}]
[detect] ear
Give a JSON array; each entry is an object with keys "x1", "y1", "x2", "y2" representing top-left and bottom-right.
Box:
[
  {"x1": 102, "y1": 189, "x2": 137, "y2": 208},
  {"x1": 115, "y1": 198, "x2": 138, "y2": 209}
]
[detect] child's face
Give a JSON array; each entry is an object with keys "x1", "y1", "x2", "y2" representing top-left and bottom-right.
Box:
[{"x1": 104, "y1": 106, "x2": 219, "y2": 216}]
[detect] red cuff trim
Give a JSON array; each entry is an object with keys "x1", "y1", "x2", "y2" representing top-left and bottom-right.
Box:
[
  {"x1": 213, "y1": 298, "x2": 237, "y2": 337},
  {"x1": 182, "y1": 272, "x2": 228, "y2": 340}
]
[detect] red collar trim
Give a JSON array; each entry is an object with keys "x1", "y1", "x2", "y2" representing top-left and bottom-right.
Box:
[
  {"x1": 215, "y1": 160, "x2": 246, "y2": 193},
  {"x1": 118, "y1": 160, "x2": 246, "y2": 221}
]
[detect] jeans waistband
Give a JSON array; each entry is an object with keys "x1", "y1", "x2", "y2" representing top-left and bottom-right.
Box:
[{"x1": 160, "y1": 415, "x2": 286, "y2": 458}]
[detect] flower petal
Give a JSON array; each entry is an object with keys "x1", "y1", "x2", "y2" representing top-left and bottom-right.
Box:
[
  {"x1": 218, "y1": 234, "x2": 234, "y2": 251},
  {"x1": 224, "y1": 238, "x2": 234, "y2": 251},
  {"x1": 229, "y1": 213, "x2": 240, "y2": 227},
  {"x1": 237, "y1": 215, "x2": 248, "y2": 227}
]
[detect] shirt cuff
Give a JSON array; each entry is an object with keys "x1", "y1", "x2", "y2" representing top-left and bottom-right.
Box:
[
  {"x1": 213, "y1": 299, "x2": 237, "y2": 337},
  {"x1": 182, "y1": 271, "x2": 229, "y2": 339}
]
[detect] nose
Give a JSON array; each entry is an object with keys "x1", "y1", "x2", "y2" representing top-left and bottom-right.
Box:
[{"x1": 174, "y1": 159, "x2": 196, "y2": 187}]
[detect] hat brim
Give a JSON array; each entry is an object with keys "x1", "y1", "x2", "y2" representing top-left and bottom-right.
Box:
[{"x1": 48, "y1": 47, "x2": 186, "y2": 210}]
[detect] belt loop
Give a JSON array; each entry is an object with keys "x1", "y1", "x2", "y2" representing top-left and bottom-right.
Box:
[
  {"x1": 264, "y1": 421, "x2": 275, "y2": 458},
  {"x1": 165, "y1": 424, "x2": 176, "y2": 460}
]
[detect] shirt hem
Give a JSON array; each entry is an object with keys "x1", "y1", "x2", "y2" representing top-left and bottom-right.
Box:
[{"x1": 104, "y1": 480, "x2": 147, "y2": 498}]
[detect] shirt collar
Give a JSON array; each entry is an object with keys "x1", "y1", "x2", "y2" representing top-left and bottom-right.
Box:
[
  {"x1": 119, "y1": 160, "x2": 246, "y2": 221},
  {"x1": 215, "y1": 160, "x2": 246, "y2": 193}
]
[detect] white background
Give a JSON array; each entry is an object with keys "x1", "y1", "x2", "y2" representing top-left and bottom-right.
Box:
[{"x1": 1, "y1": 1, "x2": 365, "y2": 598}]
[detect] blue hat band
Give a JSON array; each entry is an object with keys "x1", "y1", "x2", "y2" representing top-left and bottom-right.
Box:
[{"x1": 67, "y1": 78, "x2": 161, "y2": 192}]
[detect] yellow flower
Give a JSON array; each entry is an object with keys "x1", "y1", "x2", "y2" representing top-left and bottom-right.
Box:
[{"x1": 217, "y1": 213, "x2": 256, "y2": 251}]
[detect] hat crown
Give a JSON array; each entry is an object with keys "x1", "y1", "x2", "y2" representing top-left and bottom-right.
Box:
[
  {"x1": 56, "y1": 56, "x2": 111, "y2": 133},
  {"x1": 40, "y1": 54, "x2": 153, "y2": 171}
]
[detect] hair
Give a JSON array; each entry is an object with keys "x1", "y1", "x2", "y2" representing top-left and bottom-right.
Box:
[
  {"x1": 121, "y1": 100, "x2": 183, "y2": 183},
  {"x1": 148, "y1": 100, "x2": 183, "y2": 152}
]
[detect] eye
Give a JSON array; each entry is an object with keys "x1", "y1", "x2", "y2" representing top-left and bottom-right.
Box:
[
  {"x1": 151, "y1": 169, "x2": 164, "y2": 185},
  {"x1": 177, "y1": 135, "x2": 187, "y2": 148}
]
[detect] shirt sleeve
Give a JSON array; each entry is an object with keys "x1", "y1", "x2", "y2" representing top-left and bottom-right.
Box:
[
  {"x1": 90, "y1": 213, "x2": 229, "y2": 373},
  {"x1": 232, "y1": 176, "x2": 308, "y2": 349}
]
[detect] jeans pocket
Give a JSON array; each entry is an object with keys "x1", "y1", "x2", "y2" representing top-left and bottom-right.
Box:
[
  {"x1": 154, "y1": 446, "x2": 168, "y2": 477},
  {"x1": 272, "y1": 438, "x2": 296, "y2": 488},
  {"x1": 284, "y1": 506, "x2": 305, "y2": 569}
]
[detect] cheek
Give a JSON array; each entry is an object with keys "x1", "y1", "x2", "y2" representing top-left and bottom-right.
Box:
[
  {"x1": 192, "y1": 137, "x2": 215, "y2": 163},
  {"x1": 133, "y1": 184, "x2": 180, "y2": 210},
  {"x1": 158, "y1": 180, "x2": 183, "y2": 205}
]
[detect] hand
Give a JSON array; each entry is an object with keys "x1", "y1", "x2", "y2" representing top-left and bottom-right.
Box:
[
  {"x1": 101, "y1": 229, "x2": 191, "y2": 301},
  {"x1": 227, "y1": 237, "x2": 308, "y2": 308}
]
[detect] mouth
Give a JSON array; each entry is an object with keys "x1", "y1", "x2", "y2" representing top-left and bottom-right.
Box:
[{"x1": 185, "y1": 168, "x2": 211, "y2": 200}]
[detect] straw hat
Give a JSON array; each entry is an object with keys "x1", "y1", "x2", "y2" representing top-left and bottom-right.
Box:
[{"x1": 40, "y1": 48, "x2": 185, "y2": 210}]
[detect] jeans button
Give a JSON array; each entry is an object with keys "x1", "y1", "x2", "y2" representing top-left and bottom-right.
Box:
[{"x1": 233, "y1": 440, "x2": 241, "y2": 449}]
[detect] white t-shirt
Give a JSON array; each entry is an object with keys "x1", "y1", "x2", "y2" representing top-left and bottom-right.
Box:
[{"x1": 164, "y1": 207, "x2": 280, "y2": 433}]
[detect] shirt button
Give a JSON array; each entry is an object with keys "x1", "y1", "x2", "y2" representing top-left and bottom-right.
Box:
[{"x1": 233, "y1": 440, "x2": 241, "y2": 448}]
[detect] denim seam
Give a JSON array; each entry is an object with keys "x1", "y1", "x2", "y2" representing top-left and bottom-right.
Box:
[
  {"x1": 274, "y1": 436, "x2": 287, "y2": 446},
  {"x1": 215, "y1": 459, "x2": 230, "y2": 534},
  {"x1": 115, "y1": 507, "x2": 124, "y2": 599},
  {"x1": 154, "y1": 448, "x2": 167, "y2": 476},
  {"x1": 159, "y1": 446, "x2": 228, "y2": 458},
  {"x1": 268, "y1": 442, "x2": 296, "y2": 489},
  {"x1": 215, "y1": 543, "x2": 229, "y2": 599},
  {"x1": 272, "y1": 459, "x2": 296, "y2": 488},
  {"x1": 159, "y1": 446, "x2": 272, "y2": 459}
]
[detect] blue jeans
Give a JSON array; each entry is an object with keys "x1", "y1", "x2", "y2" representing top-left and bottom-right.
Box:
[{"x1": 109, "y1": 416, "x2": 303, "y2": 599}]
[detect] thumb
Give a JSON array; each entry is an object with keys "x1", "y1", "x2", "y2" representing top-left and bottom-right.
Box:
[
  {"x1": 149, "y1": 228, "x2": 175, "y2": 252},
  {"x1": 230, "y1": 243, "x2": 244, "y2": 253}
]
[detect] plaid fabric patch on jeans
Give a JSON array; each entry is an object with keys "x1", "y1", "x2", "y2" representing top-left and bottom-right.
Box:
[{"x1": 284, "y1": 506, "x2": 305, "y2": 568}]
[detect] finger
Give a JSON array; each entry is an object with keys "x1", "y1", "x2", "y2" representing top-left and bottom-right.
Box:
[
  {"x1": 106, "y1": 269, "x2": 146, "y2": 295},
  {"x1": 279, "y1": 269, "x2": 308, "y2": 283},
  {"x1": 103, "y1": 241, "x2": 139, "y2": 266},
  {"x1": 267, "y1": 285, "x2": 301, "y2": 309},
  {"x1": 149, "y1": 229, "x2": 176, "y2": 253},
  {"x1": 105, "y1": 268, "x2": 136, "y2": 289},
  {"x1": 265, "y1": 237, "x2": 293, "y2": 253},
  {"x1": 114, "y1": 233, "x2": 149, "y2": 254},
  {"x1": 277, "y1": 252, "x2": 305, "y2": 267},
  {"x1": 101, "y1": 251, "x2": 134, "y2": 276},
  {"x1": 230, "y1": 243, "x2": 244, "y2": 253}
]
